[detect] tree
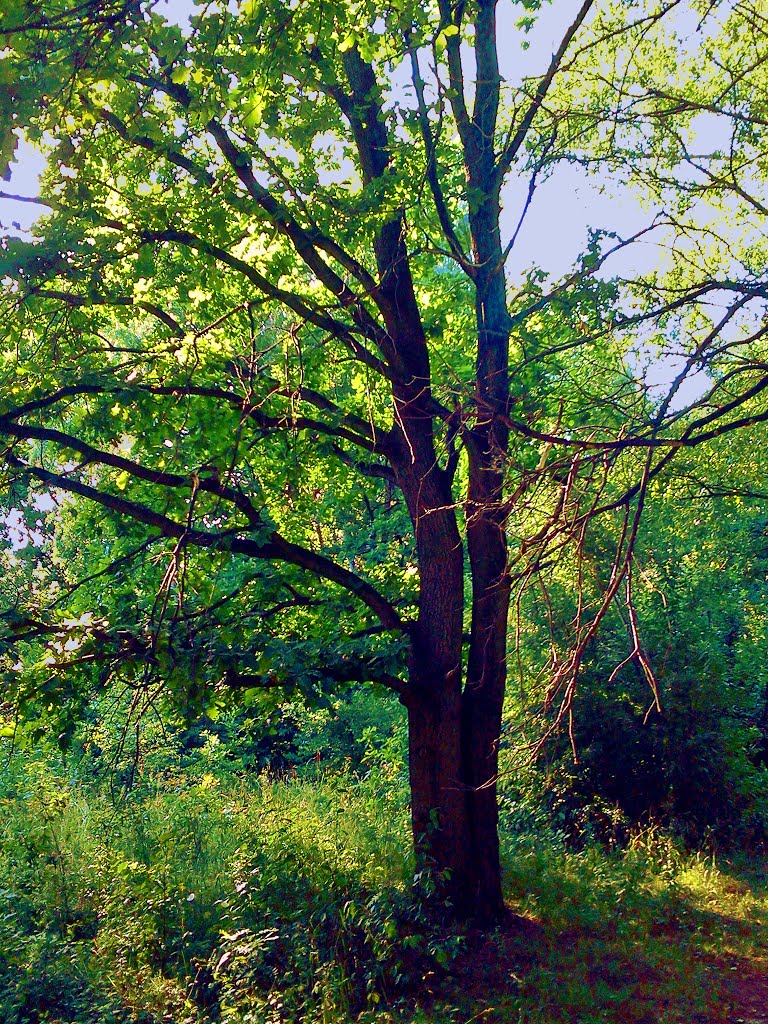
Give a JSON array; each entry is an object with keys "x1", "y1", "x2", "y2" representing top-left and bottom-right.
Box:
[{"x1": 2, "y1": 0, "x2": 768, "y2": 920}]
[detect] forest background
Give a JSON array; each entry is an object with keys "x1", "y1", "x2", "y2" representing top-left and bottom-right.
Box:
[{"x1": 1, "y1": 0, "x2": 768, "y2": 1021}]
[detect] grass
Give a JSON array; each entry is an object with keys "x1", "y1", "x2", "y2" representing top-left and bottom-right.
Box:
[
  {"x1": 1, "y1": 746, "x2": 768, "y2": 1023},
  {"x1": 425, "y1": 831, "x2": 768, "y2": 1024}
]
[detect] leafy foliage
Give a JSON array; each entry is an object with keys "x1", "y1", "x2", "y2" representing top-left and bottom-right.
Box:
[{"x1": 2, "y1": 0, "x2": 768, "y2": 917}]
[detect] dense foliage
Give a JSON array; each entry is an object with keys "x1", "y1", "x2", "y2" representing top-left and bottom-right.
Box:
[
  {"x1": 1, "y1": 0, "x2": 768, "y2": 932},
  {"x1": 508, "y1": 459, "x2": 768, "y2": 850}
]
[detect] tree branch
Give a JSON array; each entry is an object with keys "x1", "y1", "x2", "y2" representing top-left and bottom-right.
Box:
[
  {"x1": 142, "y1": 226, "x2": 393, "y2": 379},
  {"x1": 3, "y1": 452, "x2": 405, "y2": 631},
  {"x1": 409, "y1": 46, "x2": 475, "y2": 276},
  {"x1": 495, "y1": 0, "x2": 595, "y2": 184},
  {"x1": 30, "y1": 288, "x2": 186, "y2": 336}
]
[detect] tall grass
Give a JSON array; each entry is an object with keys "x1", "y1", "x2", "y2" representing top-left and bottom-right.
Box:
[
  {"x1": 1, "y1": 743, "x2": 768, "y2": 1023},
  {"x1": 0, "y1": 742, "x2": 451, "y2": 1023}
]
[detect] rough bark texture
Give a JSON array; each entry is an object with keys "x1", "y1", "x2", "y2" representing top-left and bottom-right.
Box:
[{"x1": 390, "y1": 0, "x2": 513, "y2": 921}]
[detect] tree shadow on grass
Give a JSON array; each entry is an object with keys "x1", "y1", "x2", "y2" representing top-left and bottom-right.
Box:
[{"x1": 429, "y1": 848, "x2": 768, "y2": 1024}]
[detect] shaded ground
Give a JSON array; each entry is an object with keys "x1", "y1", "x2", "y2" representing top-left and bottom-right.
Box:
[
  {"x1": 712, "y1": 956, "x2": 768, "y2": 1024},
  {"x1": 432, "y1": 898, "x2": 768, "y2": 1024}
]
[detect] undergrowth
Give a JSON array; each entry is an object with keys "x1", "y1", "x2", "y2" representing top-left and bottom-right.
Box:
[{"x1": 1, "y1": 741, "x2": 768, "y2": 1024}]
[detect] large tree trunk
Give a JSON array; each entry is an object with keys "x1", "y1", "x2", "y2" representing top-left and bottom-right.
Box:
[
  {"x1": 389, "y1": 246, "x2": 511, "y2": 921},
  {"x1": 339, "y1": 26, "x2": 511, "y2": 921},
  {"x1": 461, "y1": 436, "x2": 510, "y2": 922},
  {"x1": 396, "y1": 394, "x2": 509, "y2": 922},
  {"x1": 393, "y1": 442, "x2": 475, "y2": 913},
  {"x1": 407, "y1": 673, "x2": 470, "y2": 904},
  {"x1": 406, "y1": 555, "x2": 509, "y2": 921},
  {"x1": 460, "y1": 182, "x2": 513, "y2": 920},
  {"x1": 459, "y1": 276, "x2": 513, "y2": 920}
]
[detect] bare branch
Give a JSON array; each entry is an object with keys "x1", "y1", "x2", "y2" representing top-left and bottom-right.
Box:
[{"x1": 495, "y1": 0, "x2": 596, "y2": 183}]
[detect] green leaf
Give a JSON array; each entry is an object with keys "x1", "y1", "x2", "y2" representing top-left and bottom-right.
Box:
[{"x1": 242, "y1": 97, "x2": 264, "y2": 129}]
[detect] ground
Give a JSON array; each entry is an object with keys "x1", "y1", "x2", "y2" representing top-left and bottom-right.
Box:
[
  {"x1": 716, "y1": 957, "x2": 768, "y2": 1024},
  {"x1": 420, "y1": 852, "x2": 768, "y2": 1024},
  {"x1": 441, "y1": 924, "x2": 768, "y2": 1023}
]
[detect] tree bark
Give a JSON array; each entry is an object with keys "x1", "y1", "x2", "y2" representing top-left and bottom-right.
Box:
[
  {"x1": 461, "y1": 447, "x2": 510, "y2": 920},
  {"x1": 455, "y1": 0, "x2": 514, "y2": 921},
  {"x1": 337, "y1": 22, "x2": 514, "y2": 921},
  {"x1": 391, "y1": 423, "x2": 473, "y2": 911}
]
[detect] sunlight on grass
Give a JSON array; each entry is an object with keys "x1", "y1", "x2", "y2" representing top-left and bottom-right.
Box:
[{"x1": 2, "y1": 746, "x2": 768, "y2": 1023}]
